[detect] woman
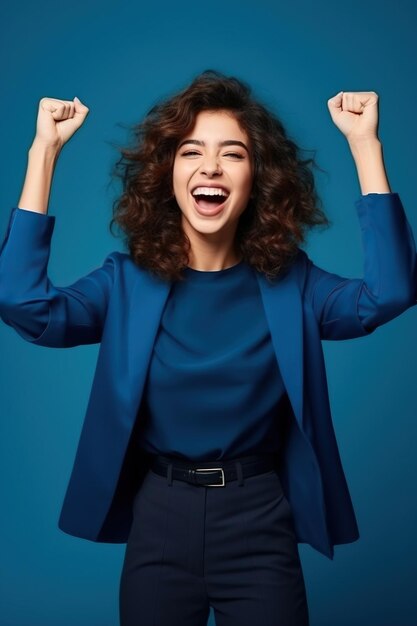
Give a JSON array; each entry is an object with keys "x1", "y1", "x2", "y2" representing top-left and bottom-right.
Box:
[{"x1": 0, "y1": 70, "x2": 415, "y2": 626}]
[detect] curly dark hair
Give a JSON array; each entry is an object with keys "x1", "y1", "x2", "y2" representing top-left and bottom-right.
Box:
[{"x1": 108, "y1": 69, "x2": 331, "y2": 283}]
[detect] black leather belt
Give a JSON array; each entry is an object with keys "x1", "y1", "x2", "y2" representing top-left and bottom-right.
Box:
[{"x1": 149, "y1": 452, "x2": 279, "y2": 487}]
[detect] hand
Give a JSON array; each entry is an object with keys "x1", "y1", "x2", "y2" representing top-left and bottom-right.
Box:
[
  {"x1": 327, "y1": 91, "x2": 379, "y2": 143},
  {"x1": 33, "y1": 96, "x2": 90, "y2": 151}
]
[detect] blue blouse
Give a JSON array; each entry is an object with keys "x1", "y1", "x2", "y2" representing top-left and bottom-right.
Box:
[{"x1": 136, "y1": 259, "x2": 288, "y2": 461}]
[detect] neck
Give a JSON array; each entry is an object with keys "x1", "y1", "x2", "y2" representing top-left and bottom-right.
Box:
[
  {"x1": 182, "y1": 217, "x2": 242, "y2": 271},
  {"x1": 187, "y1": 255, "x2": 242, "y2": 271},
  {"x1": 187, "y1": 245, "x2": 242, "y2": 271}
]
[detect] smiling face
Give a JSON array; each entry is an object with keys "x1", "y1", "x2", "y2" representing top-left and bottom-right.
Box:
[{"x1": 172, "y1": 109, "x2": 254, "y2": 262}]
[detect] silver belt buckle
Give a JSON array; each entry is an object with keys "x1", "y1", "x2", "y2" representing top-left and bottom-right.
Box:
[{"x1": 195, "y1": 467, "x2": 225, "y2": 486}]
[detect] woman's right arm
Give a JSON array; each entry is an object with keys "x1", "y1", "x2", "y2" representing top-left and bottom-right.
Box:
[{"x1": 0, "y1": 97, "x2": 118, "y2": 347}]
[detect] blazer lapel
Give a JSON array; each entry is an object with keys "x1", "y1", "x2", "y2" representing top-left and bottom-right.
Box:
[
  {"x1": 255, "y1": 268, "x2": 304, "y2": 429},
  {"x1": 126, "y1": 270, "x2": 172, "y2": 423}
]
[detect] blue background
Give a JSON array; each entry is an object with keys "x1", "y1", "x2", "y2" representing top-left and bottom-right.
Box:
[{"x1": 1, "y1": 0, "x2": 416, "y2": 624}]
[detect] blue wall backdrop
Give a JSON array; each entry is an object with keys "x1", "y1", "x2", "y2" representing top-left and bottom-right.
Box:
[{"x1": 1, "y1": 0, "x2": 416, "y2": 624}]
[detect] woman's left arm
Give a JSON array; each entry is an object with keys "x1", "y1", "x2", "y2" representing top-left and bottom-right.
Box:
[{"x1": 305, "y1": 91, "x2": 417, "y2": 340}]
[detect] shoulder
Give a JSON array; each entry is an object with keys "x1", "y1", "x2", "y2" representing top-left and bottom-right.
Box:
[
  {"x1": 284, "y1": 248, "x2": 321, "y2": 298},
  {"x1": 287, "y1": 247, "x2": 311, "y2": 282},
  {"x1": 102, "y1": 251, "x2": 167, "y2": 287},
  {"x1": 102, "y1": 250, "x2": 137, "y2": 271}
]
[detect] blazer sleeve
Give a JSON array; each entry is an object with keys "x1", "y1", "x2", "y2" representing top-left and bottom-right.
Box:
[
  {"x1": 303, "y1": 192, "x2": 417, "y2": 340},
  {"x1": 0, "y1": 207, "x2": 117, "y2": 347}
]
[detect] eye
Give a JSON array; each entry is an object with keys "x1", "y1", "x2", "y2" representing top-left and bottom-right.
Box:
[{"x1": 224, "y1": 152, "x2": 245, "y2": 159}]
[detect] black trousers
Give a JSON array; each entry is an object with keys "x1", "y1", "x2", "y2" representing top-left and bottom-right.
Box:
[{"x1": 119, "y1": 454, "x2": 309, "y2": 626}]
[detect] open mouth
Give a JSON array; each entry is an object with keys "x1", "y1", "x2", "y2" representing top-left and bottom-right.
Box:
[{"x1": 191, "y1": 187, "x2": 230, "y2": 214}]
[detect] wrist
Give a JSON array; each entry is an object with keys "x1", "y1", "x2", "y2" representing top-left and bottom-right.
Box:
[
  {"x1": 348, "y1": 136, "x2": 382, "y2": 156},
  {"x1": 348, "y1": 138, "x2": 391, "y2": 194},
  {"x1": 29, "y1": 138, "x2": 61, "y2": 160}
]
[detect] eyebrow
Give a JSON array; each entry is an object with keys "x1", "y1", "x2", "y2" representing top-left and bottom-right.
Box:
[{"x1": 177, "y1": 139, "x2": 250, "y2": 154}]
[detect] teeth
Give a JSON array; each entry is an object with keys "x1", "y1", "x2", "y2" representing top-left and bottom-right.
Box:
[{"x1": 192, "y1": 187, "x2": 229, "y2": 197}]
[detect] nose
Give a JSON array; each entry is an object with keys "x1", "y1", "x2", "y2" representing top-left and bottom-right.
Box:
[{"x1": 200, "y1": 154, "x2": 222, "y2": 176}]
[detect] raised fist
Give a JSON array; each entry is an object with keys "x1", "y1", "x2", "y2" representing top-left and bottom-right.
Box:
[
  {"x1": 34, "y1": 96, "x2": 90, "y2": 151},
  {"x1": 327, "y1": 91, "x2": 379, "y2": 143}
]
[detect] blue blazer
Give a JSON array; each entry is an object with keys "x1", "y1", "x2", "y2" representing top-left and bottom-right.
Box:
[{"x1": 0, "y1": 192, "x2": 416, "y2": 560}]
